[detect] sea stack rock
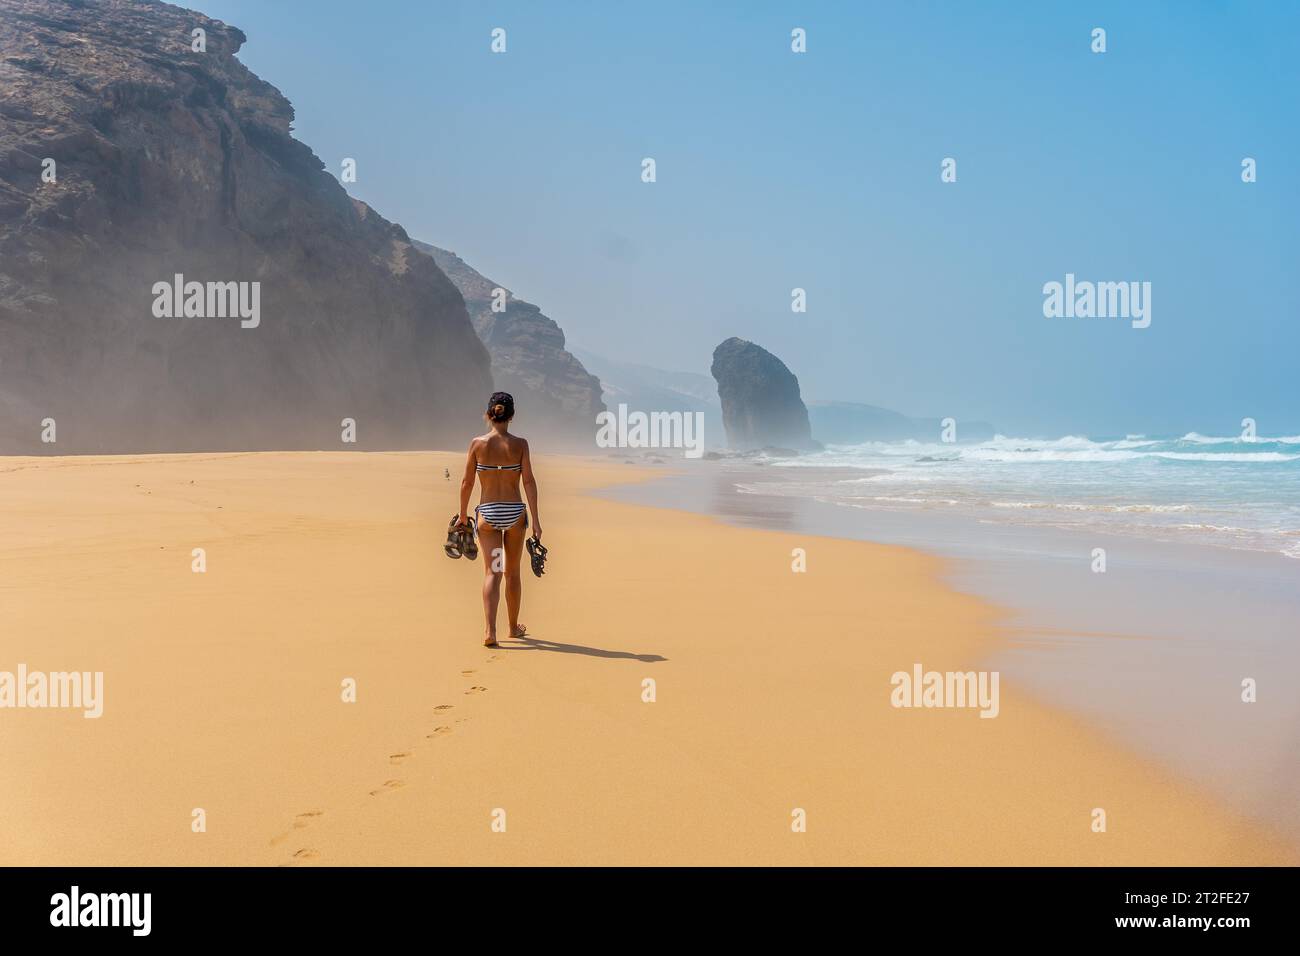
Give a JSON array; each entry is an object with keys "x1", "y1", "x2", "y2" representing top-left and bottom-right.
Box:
[
  {"x1": 414, "y1": 242, "x2": 604, "y2": 446},
  {"x1": 0, "y1": 0, "x2": 491, "y2": 453},
  {"x1": 710, "y1": 337, "x2": 816, "y2": 451}
]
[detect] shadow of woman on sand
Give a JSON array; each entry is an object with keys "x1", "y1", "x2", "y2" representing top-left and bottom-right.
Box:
[{"x1": 500, "y1": 634, "x2": 666, "y2": 663}]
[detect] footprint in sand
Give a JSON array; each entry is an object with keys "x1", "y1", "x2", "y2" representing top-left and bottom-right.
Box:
[
  {"x1": 292, "y1": 848, "x2": 320, "y2": 860},
  {"x1": 465, "y1": 686, "x2": 487, "y2": 695},
  {"x1": 369, "y1": 779, "x2": 406, "y2": 796},
  {"x1": 461, "y1": 669, "x2": 476, "y2": 676},
  {"x1": 426, "y1": 726, "x2": 452, "y2": 739},
  {"x1": 270, "y1": 810, "x2": 325, "y2": 845},
  {"x1": 389, "y1": 752, "x2": 411, "y2": 765},
  {"x1": 434, "y1": 704, "x2": 454, "y2": 713}
]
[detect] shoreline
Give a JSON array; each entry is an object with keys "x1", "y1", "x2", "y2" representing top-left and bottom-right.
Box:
[
  {"x1": 604, "y1": 457, "x2": 1300, "y2": 846},
  {"x1": 2, "y1": 450, "x2": 1294, "y2": 865}
]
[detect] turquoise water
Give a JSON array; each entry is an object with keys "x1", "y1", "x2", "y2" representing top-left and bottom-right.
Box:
[{"x1": 753, "y1": 433, "x2": 1300, "y2": 559}]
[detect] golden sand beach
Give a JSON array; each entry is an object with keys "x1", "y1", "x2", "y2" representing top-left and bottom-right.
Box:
[{"x1": 1, "y1": 451, "x2": 1293, "y2": 865}]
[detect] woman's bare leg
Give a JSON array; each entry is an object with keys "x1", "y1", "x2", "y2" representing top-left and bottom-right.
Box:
[
  {"x1": 503, "y1": 516, "x2": 527, "y2": 638},
  {"x1": 478, "y1": 521, "x2": 505, "y2": 646}
]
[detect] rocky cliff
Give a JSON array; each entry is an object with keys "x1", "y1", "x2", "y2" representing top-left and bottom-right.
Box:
[
  {"x1": 414, "y1": 241, "x2": 603, "y2": 444},
  {"x1": 0, "y1": 0, "x2": 491, "y2": 453},
  {"x1": 710, "y1": 337, "x2": 816, "y2": 451}
]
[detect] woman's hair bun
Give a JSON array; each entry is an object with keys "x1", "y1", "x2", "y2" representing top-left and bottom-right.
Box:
[{"x1": 486, "y1": 391, "x2": 515, "y2": 422}]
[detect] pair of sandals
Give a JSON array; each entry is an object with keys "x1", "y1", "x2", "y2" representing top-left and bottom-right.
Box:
[
  {"x1": 443, "y1": 515, "x2": 478, "y2": 560},
  {"x1": 445, "y1": 514, "x2": 548, "y2": 579}
]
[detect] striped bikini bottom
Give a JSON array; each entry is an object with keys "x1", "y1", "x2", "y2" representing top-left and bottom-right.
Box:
[{"x1": 475, "y1": 501, "x2": 528, "y2": 531}]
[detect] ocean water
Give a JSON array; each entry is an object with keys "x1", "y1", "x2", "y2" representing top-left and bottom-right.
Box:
[{"x1": 745, "y1": 433, "x2": 1300, "y2": 559}]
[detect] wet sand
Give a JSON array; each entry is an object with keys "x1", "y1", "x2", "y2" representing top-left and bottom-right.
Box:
[{"x1": 606, "y1": 459, "x2": 1300, "y2": 845}]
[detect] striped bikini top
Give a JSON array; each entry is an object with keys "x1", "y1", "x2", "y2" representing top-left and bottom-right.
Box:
[{"x1": 476, "y1": 461, "x2": 522, "y2": 472}]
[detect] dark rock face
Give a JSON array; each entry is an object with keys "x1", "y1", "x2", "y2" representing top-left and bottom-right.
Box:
[
  {"x1": 710, "y1": 337, "x2": 816, "y2": 451},
  {"x1": 0, "y1": 0, "x2": 492, "y2": 453},
  {"x1": 415, "y1": 241, "x2": 603, "y2": 446}
]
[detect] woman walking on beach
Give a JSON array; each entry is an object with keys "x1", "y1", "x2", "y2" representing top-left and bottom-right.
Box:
[{"x1": 455, "y1": 392, "x2": 542, "y2": 647}]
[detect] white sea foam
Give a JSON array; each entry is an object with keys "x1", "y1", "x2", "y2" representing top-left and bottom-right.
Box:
[
  {"x1": 1179, "y1": 431, "x2": 1300, "y2": 445},
  {"x1": 1155, "y1": 451, "x2": 1300, "y2": 463},
  {"x1": 749, "y1": 429, "x2": 1300, "y2": 557}
]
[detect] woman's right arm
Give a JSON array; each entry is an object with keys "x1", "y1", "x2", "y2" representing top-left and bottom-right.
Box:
[
  {"x1": 520, "y1": 440, "x2": 541, "y2": 540},
  {"x1": 457, "y1": 440, "x2": 477, "y2": 526}
]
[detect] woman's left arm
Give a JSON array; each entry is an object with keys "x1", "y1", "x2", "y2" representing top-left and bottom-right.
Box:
[{"x1": 520, "y1": 441, "x2": 541, "y2": 540}]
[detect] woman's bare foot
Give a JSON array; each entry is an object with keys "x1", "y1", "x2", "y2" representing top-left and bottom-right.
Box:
[
  {"x1": 484, "y1": 632, "x2": 499, "y2": 648},
  {"x1": 510, "y1": 624, "x2": 527, "y2": 639}
]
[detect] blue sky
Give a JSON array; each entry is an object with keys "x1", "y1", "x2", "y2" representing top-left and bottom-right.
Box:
[{"x1": 197, "y1": 1, "x2": 1298, "y2": 436}]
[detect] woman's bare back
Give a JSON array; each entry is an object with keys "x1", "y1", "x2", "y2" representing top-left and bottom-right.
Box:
[{"x1": 473, "y1": 431, "x2": 528, "y2": 503}]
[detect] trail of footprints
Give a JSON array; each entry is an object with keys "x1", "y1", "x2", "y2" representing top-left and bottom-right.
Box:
[{"x1": 279, "y1": 660, "x2": 496, "y2": 863}]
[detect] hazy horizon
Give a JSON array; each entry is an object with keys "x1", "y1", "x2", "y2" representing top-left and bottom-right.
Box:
[
  {"x1": 4, "y1": 0, "x2": 1298, "y2": 886},
  {"x1": 197, "y1": 0, "x2": 1299, "y2": 438}
]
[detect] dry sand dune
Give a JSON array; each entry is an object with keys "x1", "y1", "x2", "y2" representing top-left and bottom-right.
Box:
[{"x1": 1, "y1": 452, "x2": 1292, "y2": 865}]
